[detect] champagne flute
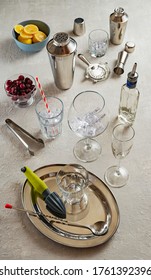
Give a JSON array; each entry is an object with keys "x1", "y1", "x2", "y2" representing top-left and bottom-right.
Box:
[{"x1": 104, "y1": 124, "x2": 135, "y2": 188}]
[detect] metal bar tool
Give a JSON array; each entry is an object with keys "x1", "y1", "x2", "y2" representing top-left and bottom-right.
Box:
[{"x1": 5, "y1": 119, "x2": 44, "y2": 156}]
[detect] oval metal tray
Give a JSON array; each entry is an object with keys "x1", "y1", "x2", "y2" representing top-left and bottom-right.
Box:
[{"x1": 21, "y1": 164, "x2": 120, "y2": 248}]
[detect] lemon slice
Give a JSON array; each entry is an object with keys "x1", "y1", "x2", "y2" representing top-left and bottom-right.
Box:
[
  {"x1": 20, "y1": 30, "x2": 33, "y2": 39},
  {"x1": 18, "y1": 35, "x2": 32, "y2": 44},
  {"x1": 14, "y1": 24, "x2": 24, "y2": 34},
  {"x1": 32, "y1": 31, "x2": 47, "y2": 43},
  {"x1": 24, "y1": 24, "x2": 39, "y2": 35}
]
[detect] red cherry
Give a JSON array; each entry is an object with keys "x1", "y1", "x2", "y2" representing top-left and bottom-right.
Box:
[
  {"x1": 26, "y1": 88, "x2": 31, "y2": 93},
  {"x1": 21, "y1": 91, "x2": 26, "y2": 96},
  {"x1": 25, "y1": 77, "x2": 33, "y2": 85},
  {"x1": 6, "y1": 80, "x2": 13, "y2": 86},
  {"x1": 26, "y1": 83, "x2": 31, "y2": 88},
  {"x1": 31, "y1": 85, "x2": 35, "y2": 90},
  {"x1": 18, "y1": 75, "x2": 25, "y2": 81},
  {"x1": 6, "y1": 86, "x2": 11, "y2": 92},
  {"x1": 19, "y1": 83, "x2": 25, "y2": 89}
]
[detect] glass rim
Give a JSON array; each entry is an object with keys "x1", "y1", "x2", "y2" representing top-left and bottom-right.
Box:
[
  {"x1": 89, "y1": 29, "x2": 109, "y2": 39},
  {"x1": 72, "y1": 90, "x2": 105, "y2": 113},
  {"x1": 56, "y1": 163, "x2": 89, "y2": 193},
  {"x1": 112, "y1": 124, "x2": 135, "y2": 142},
  {"x1": 35, "y1": 96, "x2": 64, "y2": 119},
  {"x1": 4, "y1": 73, "x2": 36, "y2": 89}
]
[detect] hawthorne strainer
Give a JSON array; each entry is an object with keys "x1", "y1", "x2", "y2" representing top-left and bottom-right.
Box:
[{"x1": 78, "y1": 54, "x2": 110, "y2": 83}]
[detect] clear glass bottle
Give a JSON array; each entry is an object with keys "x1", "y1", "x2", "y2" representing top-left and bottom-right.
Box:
[{"x1": 118, "y1": 63, "x2": 140, "y2": 125}]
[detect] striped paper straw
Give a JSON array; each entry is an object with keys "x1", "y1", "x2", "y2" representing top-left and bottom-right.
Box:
[{"x1": 36, "y1": 77, "x2": 50, "y2": 113}]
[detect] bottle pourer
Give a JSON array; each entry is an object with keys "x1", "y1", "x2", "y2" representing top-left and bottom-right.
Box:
[
  {"x1": 21, "y1": 166, "x2": 66, "y2": 219},
  {"x1": 128, "y1": 62, "x2": 137, "y2": 79},
  {"x1": 127, "y1": 62, "x2": 138, "y2": 88}
]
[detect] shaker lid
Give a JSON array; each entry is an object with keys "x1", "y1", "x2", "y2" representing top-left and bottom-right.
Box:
[
  {"x1": 53, "y1": 32, "x2": 70, "y2": 46},
  {"x1": 113, "y1": 7, "x2": 128, "y2": 20},
  {"x1": 114, "y1": 7, "x2": 125, "y2": 15},
  {"x1": 125, "y1": 41, "x2": 135, "y2": 53},
  {"x1": 47, "y1": 32, "x2": 77, "y2": 56}
]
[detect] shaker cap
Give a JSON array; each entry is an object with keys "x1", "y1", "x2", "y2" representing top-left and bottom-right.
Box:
[
  {"x1": 125, "y1": 41, "x2": 135, "y2": 53},
  {"x1": 114, "y1": 7, "x2": 125, "y2": 15},
  {"x1": 53, "y1": 32, "x2": 70, "y2": 46},
  {"x1": 113, "y1": 7, "x2": 128, "y2": 21},
  {"x1": 46, "y1": 32, "x2": 77, "y2": 56}
]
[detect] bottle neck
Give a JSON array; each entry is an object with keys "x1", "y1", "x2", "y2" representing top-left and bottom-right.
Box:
[{"x1": 127, "y1": 80, "x2": 137, "y2": 89}]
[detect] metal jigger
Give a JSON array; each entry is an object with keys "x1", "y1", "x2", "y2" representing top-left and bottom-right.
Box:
[
  {"x1": 114, "y1": 41, "x2": 135, "y2": 75},
  {"x1": 114, "y1": 50, "x2": 128, "y2": 75}
]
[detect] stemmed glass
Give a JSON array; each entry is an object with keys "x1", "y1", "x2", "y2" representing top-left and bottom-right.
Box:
[
  {"x1": 68, "y1": 90, "x2": 109, "y2": 162},
  {"x1": 104, "y1": 124, "x2": 135, "y2": 188},
  {"x1": 56, "y1": 164, "x2": 89, "y2": 219}
]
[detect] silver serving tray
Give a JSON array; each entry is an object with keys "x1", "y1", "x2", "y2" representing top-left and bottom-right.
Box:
[{"x1": 22, "y1": 164, "x2": 120, "y2": 248}]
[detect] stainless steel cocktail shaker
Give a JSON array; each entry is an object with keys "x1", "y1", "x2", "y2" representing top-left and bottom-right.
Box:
[
  {"x1": 46, "y1": 32, "x2": 77, "y2": 90},
  {"x1": 110, "y1": 7, "x2": 128, "y2": 45}
]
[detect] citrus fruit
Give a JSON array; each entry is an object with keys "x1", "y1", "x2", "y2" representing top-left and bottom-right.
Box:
[
  {"x1": 32, "y1": 31, "x2": 47, "y2": 43},
  {"x1": 24, "y1": 24, "x2": 39, "y2": 35},
  {"x1": 14, "y1": 24, "x2": 24, "y2": 34},
  {"x1": 20, "y1": 30, "x2": 33, "y2": 39},
  {"x1": 18, "y1": 35, "x2": 32, "y2": 44}
]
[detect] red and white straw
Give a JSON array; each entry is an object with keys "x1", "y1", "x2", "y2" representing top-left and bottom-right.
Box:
[{"x1": 36, "y1": 76, "x2": 50, "y2": 113}]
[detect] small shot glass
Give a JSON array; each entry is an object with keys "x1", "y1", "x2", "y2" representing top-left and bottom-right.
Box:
[
  {"x1": 88, "y1": 29, "x2": 109, "y2": 58},
  {"x1": 35, "y1": 97, "x2": 64, "y2": 139}
]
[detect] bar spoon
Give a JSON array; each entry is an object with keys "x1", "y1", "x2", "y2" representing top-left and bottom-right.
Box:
[{"x1": 5, "y1": 204, "x2": 108, "y2": 236}]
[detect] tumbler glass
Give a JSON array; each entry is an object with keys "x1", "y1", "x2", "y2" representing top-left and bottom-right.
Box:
[
  {"x1": 35, "y1": 97, "x2": 64, "y2": 139},
  {"x1": 88, "y1": 29, "x2": 109, "y2": 57}
]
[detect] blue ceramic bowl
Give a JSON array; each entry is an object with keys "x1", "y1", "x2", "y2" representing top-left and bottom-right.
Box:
[{"x1": 12, "y1": 20, "x2": 50, "y2": 52}]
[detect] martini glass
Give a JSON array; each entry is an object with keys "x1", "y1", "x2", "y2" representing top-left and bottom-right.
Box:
[
  {"x1": 68, "y1": 90, "x2": 109, "y2": 162},
  {"x1": 104, "y1": 124, "x2": 135, "y2": 188}
]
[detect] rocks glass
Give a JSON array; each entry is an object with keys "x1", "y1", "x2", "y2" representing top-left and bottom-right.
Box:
[
  {"x1": 88, "y1": 29, "x2": 109, "y2": 58},
  {"x1": 35, "y1": 97, "x2": 64, "y2": 139}
]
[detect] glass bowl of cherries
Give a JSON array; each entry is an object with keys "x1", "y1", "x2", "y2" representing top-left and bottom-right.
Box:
[{"x1": 4, "y1": 73, "x2": 37, "y2": 107}]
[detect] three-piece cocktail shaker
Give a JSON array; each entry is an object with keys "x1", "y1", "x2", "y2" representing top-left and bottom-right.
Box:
[
  {"x1": 47, "y1": 32, "x2": 77, "y2": 90},
  {"x1": 109, "y1": 7, "x2": 128, "y2": 45}
]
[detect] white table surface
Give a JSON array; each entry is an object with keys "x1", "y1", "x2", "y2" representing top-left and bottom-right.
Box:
[{"x1": 0, "y1": 0, "x2": 151, "y2": 260}]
